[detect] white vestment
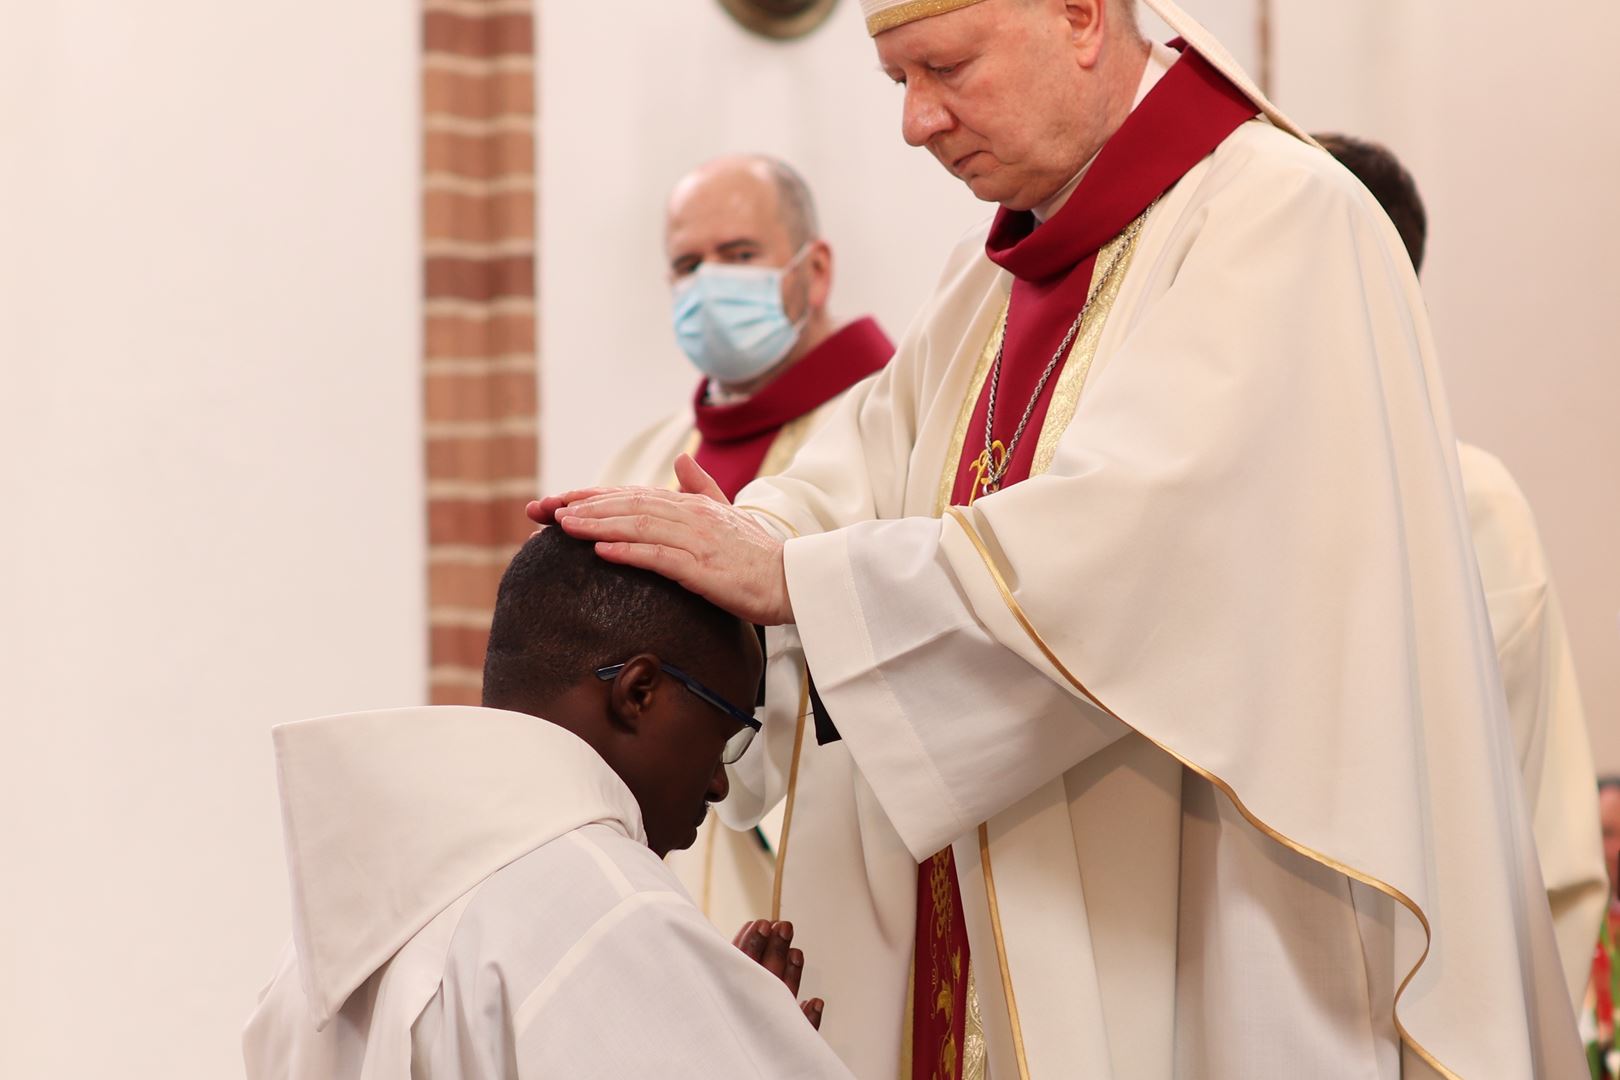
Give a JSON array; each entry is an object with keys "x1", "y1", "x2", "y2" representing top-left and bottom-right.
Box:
[
  {"x1": 601, "y1": 398, "x2": 919, "y2": 1079},
  {"x1": 242, "y1": 706, "x2": 852, "y2": 1079},
  {"x1": 733, "y1": 105, "x2": 1582, "y2": 1080},
  {"x1": 1459, "y1": 441, "x2": 1606, "y2": 1008}
]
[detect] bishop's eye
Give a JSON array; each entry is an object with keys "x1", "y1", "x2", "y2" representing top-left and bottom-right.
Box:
[{"x1": 930, "y1": 64, "x2": 957, "y2": 76}]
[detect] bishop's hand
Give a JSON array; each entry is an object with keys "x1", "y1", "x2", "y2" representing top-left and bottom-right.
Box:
[
  {"x1": 527, "y1": 454, "x2": 794, "y2": 626},
  {"x1": 732, "y1": 919, "x2": 826, "y2": 1031}
]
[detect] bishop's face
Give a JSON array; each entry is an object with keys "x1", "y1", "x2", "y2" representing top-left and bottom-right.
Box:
[{"x1": 877, "y1": 0, "x2": 1117, "y2": 211}]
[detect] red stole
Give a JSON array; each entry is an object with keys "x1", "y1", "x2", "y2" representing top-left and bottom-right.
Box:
[
  {"x1": 692, "y1": 317, "x2": 893, "y2": 500},
  {"x1": 911, "y1": 48, "x2": 1257, "y2": 1080}
]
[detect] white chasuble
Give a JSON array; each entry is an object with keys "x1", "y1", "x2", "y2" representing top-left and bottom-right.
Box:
[
  {"x1": 737, "y1": 114, "x2": 1583, "y2": 1080},
  {"x1": 1458, "y1": 441, "x2": 1606, "y2": 1009},
  {"x1": 600, "y1": 399, "x2": 920, "y2": 1079}
]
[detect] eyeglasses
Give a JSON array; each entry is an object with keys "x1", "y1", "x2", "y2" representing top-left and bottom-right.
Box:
[{"x1": 594, "y1": 661, "x2": 762, "y2": 765}]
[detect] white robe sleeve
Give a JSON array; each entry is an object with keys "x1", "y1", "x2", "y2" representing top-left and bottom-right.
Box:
[
  {"x1": 513, "y1": 891, "x2": 853, "y2": 1079},
  {"x1": 1460, "y1": 441, "x2": 1606, "y2": 1008},
  {"x1": 782, "y1": 519, "x2": 1129, "y2": 859}
]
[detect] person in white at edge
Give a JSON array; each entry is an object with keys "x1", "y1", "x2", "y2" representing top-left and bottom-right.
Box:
[
  {"x1": 598, "y1": 155, "x2": 896, "y2": 957},
  {"x1": 533, "y1": 0, "x2": 1583, "y2": 1077},
  {"x1": 243, "y1": 528, "x2": 853, "y2": 1079},
  {"x1": 1319, "y1": 132, "x2": 1608, "y2": 1014}
]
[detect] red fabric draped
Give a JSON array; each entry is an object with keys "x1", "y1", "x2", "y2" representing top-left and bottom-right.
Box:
[
  {"x1": 913, "y1": 47, "x2": 1257, "y2": 1080},
  {"x1": 692, "y1": 317, "x2": 893, "y2": 500}
]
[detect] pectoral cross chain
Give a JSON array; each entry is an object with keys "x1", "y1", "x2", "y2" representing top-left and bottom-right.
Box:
[{"x1": 967, "y1": 207, "x2": 1151, "y2": 508}]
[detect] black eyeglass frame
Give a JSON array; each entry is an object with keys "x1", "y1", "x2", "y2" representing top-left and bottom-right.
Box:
[{"x1": 594, "y1": 661, "x2": 762, "y2": 764}]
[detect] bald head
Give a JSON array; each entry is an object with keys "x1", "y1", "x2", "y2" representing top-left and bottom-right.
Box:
[{"x1": 666, "y1": 155, "x2": 819, "y2": 266}]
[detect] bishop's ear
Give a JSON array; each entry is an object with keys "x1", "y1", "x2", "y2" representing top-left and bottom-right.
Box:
[
  {"x1": 605, "y1": 654, "x2": 664, "y2": 734},
  {"x1": 1062, "y1": 0, "x2": 1107, "y2": 64}
]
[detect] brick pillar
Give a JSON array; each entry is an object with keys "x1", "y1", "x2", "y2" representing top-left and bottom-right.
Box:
[{"x1": 422, "y1": 0, "x2": 538, "y2": 705}]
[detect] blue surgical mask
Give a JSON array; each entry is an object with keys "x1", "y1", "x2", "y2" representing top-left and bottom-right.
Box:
[{"x1": 671, "y1": 246, "x2": 810, "y2": 385}]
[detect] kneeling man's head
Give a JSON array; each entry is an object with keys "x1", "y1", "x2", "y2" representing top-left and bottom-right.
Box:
[{"x1": 482, "y1": 528, "x2": 764, "y2": 856}]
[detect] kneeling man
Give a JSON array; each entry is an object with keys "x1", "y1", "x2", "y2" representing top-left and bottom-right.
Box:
[{"x1": 243, "y1": 528, "x2": 852, "y2": 1078}]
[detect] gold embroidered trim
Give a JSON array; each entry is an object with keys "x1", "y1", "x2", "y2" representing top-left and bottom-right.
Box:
[
  {"x1": 977, "y1": 822, "x2": 1031, "y2": 1080},
  {"x1": 899, "y1": 951, "x2": 916, "y2": 1079},
  {"x1": 769, "y1": 674, "x2": 812, "y2": 921},
  {"x1": 865, "y1": 0, "x2": 990, "y2": 35},
  {"x1": 1028, "y1": 217, "x2": 1145, "y2": 477},
  {"x1": 963, "y1": 961, "x2": 987, "y2": 1080},
  {"x1": 757, "y1": 409, "x2": 819, "y2": 479},
  {"x1": 736, "y1": 504, "x2": 803, "y2": 540},
  {"x1": 923, "y1": 848, "x2": 966, "y2": 1074},
  {"x1": 935, "y1": 294, "x2": 1010, "y2": 516},
  {"x1": 941, "y1": 506, "x2": 1460, "y2": 1080}
]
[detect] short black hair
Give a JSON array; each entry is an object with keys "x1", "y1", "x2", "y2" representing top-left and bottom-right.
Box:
[
  {"x1": 1316, "y1": 133, "x2": 1428, "y2": 275},
  {"x1": 1600, "y1": 776, "x2": 1620, "y2": 793},
  {"x1": 482, "y1": 528, "x2": 747, "y2": 708}
]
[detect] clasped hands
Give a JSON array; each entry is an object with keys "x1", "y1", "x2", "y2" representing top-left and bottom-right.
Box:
[
  {"x1": 732, "y1": 918, "x2": 825, "y2": 1029},
  {"x1": 526, "y1": 454, "x2": 795, "y2": 626}
]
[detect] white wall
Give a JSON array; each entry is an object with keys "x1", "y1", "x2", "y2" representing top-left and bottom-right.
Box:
[
  {"x1": 0, "y1": 3, "x2": 424, "y2": 1077},
  {"x1": 537, "y1": 0, "x2": 990, "y2": 491}
]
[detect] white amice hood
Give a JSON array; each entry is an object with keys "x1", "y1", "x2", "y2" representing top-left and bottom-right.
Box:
[{"x1": 269, "y1": 705, "x2": 645, "y2": 1029}]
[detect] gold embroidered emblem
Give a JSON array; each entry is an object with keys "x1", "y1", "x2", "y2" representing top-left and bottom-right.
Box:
[{"x1": 966, "y1": 440, "x2": 1007, "y2": 505}]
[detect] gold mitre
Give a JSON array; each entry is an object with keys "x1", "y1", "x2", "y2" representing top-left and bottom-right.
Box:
[{"x1": 860, "y1": 0, "x2": 991, "y2": 36}]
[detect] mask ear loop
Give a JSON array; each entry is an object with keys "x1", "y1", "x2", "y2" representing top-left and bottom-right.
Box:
[
  {"x1": 783, "y1": 241, "x2": 814, "y2": 271},
  {"x1": 780, "y1": 241, "x2": 817, "y2": 337}
]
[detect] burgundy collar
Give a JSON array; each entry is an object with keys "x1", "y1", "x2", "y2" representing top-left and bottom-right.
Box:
[
  {"x1": 985, "y1": 46, "x2": 1257, "y2": 285},
  {"x1": 692, "y1": 317, "x2": 892, "y2": 445}
]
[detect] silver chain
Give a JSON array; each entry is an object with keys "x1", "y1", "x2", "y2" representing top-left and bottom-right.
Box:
[{"x1": 978, "y1": 208, "x2": 1152, "y2": 494}]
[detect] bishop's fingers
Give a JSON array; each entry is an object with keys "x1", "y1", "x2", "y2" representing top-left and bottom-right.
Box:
[
  {"x1": 672, "y1": 453, "x2": 729, "y2": 503},
  {"x1": 526, "y1": 489, "x2": 611, "y2": 524},
  {"x1": 554, "y1": 487, "x2": 702, "y2": 520},
  {"x1": 553, "y1": 510, "x2": 701, "y2": 554}
]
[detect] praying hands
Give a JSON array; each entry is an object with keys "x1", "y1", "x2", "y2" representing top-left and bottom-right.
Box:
[{"x1": 732, "y1": 919, "x2": 826, "y2": 1030}]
